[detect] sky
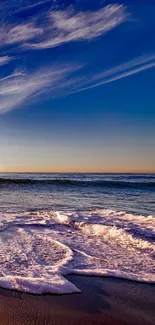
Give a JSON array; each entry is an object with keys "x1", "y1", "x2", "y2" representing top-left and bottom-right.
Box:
[{"x1": 0, "y1": 0, "x2": 155, "y2": 173}]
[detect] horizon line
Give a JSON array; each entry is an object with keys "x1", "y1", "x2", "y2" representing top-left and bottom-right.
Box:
[{"x1": 0, "y1": 171, "x2": 155, "y2": 174}]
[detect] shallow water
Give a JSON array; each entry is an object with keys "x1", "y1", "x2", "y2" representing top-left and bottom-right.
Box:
[{"x1": 0, "y1": 173, "x2": 154, "y2": 294}]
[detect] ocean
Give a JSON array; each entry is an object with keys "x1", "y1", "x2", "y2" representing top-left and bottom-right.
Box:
[{"x1": 0, "y1": 173, "x2": 154, "y2": 294}]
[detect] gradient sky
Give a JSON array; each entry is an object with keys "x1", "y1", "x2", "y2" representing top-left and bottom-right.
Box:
[{"x1": 0, "y1": 0, "x2": 155, "y2": 172}]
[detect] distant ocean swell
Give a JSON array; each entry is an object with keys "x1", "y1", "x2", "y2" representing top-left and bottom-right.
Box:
[{"x1": 0, "y1": 177, "x2": 155, "y2": 188}]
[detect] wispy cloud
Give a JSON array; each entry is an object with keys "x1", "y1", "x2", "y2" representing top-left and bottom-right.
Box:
[
  {"x1": 0, "y1": 23, "x2": 43, "y2": 46},
  {"x1": 14, "y1": 0, "x2": 52, "y2": 12},
  {"x1": 25, "y1": 4, "x2": 128, "y2": 49},
  {"x1": 0, "y1": 54, "x2": 155, "y2": 114},
  {"x1": 66, "y1": 54, "x2": 155, "y2": 95},
  {"x1": 0, "y1": 56, "x2": 12, "y2": 66},
  {"x1": 0, "y1": 2, "x2": 154, "y2": 118},
  {"x1": 0, "y1": 4, "x2": 128, "y2": 51},
  {"x1": 0, "y1": 64, "x2": 82, "y2": 113}
]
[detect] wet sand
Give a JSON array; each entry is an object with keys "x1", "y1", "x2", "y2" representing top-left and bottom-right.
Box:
[{"x1": 0, "y1": 276, "x2": 154, "y2": 325}]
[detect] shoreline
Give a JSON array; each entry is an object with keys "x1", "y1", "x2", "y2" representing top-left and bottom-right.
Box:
[{"x1": 0, "y1": 275, "x2": 154, "y2": 325}]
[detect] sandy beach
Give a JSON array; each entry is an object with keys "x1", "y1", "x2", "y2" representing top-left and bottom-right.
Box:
[{"x1": 0, "y1": 275, "x2": 154, "y2": 325}]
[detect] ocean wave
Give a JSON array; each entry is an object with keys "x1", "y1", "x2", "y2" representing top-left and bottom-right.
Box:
[
  {"x1": 0, "y1": 177, "x2": 155, "y2": 188},
  {"x1": 0, "y1": 209, "x2": 154, "y2": 294}
]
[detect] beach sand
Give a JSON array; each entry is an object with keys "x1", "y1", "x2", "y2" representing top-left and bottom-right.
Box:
[{"x1": 0, "y1": 276, "x2": 154, "y2": 325}]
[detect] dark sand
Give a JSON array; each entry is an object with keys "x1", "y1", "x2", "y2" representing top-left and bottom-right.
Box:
[{"x1": 0, "y1": 276, "x2": 155, "y2": 325}]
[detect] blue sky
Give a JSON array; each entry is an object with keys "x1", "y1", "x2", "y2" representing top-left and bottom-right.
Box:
[{"x1": 0, "y1": 0, "x2": 155, "y2": 172}]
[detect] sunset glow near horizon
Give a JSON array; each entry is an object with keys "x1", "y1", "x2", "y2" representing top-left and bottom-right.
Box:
[{"x1": 0, "y1": 0, "x2": 155, "y2": 173}]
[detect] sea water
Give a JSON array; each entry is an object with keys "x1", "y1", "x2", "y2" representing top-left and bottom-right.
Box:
[{"x1": 0, "y1": 173, "x2": 154, "y2": 294}]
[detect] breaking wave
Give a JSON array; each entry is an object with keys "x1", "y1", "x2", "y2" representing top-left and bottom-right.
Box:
[{"x1": 0, "y1": 208, "x2": 154, "y2": 294}]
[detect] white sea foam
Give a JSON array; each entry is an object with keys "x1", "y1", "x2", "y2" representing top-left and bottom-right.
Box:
[{"x1": 0, "y1": 209, "x2": 154, "y2": 294}]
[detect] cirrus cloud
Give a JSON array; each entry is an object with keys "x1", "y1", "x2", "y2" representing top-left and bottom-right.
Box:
[
  {"x1": 65, "y1": 54, "x2": 155, "y2": 96},
  {"x1": 25, "y1": 4, "x2": 128, "y2": 49},
  {"x1": 0, "y1": 23, "x2": 43, "y2": 46},
  {"x1": 0, "y1": 54, "x2": 155, "y2": 115},
  {"x1": 0, "y1": 63, "x2": 83, "y2": 113},
  {"x1": 0, "y1": 56, "x2": 12, "y2": 65}
]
